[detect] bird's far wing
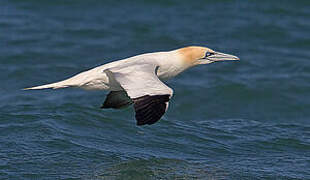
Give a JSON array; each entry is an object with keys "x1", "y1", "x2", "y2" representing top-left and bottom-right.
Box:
[
  {"x1": 101, "y1": 91, "x2": 133, "y2": 109},
  {"x1": 106, "y1": 63, "x2": 173, "y2": 126}
]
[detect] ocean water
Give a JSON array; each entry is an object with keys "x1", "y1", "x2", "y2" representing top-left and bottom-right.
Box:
[{"x1": 1, "y1": 0, "x2": 310, "y2": 179}]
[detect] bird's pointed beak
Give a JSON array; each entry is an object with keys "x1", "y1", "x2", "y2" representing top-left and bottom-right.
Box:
[{"x1": 207, "y1": 51, "x2": 239, "y2": 62}]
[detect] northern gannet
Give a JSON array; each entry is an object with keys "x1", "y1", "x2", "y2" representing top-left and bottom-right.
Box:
[{"x1": 25, "y1": 46, "x2": 239, "y2": 126}]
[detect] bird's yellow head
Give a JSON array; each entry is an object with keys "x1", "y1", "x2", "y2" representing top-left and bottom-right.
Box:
[{"x1": 177, "y1": 46, "x2": 239, "y2": 66}]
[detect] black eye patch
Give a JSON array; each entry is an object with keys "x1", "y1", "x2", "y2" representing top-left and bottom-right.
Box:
[{"x1": 205, "y1": 52, "x2": 215, "y2": 58}]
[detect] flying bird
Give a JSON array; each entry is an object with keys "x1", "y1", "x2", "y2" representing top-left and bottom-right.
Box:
[{"x1": 25, "y1": 46, "x2": 239, "y2": 125}]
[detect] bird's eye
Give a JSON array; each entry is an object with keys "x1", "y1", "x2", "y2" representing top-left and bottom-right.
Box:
[{"x1": 205, "y1": 52, "x2": 215, "y2": 58}]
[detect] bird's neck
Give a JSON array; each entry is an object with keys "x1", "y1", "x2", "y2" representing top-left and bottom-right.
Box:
[{"x1": 155, "y1": 51, "x2": 192, "y2": 80}]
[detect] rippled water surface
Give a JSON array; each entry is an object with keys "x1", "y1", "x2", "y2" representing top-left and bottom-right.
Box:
[{"x1": 1, "y1": 0, "x2": 310, "y2": 179}]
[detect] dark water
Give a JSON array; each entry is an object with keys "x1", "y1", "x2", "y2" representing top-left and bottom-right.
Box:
[{"x1": 1, "y1": 0, "x2": 310, "y2": 179}]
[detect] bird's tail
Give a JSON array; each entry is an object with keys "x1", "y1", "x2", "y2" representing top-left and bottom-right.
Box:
[
  {"x1": 23, "y1": 79, "x2": 73, "y2": 90},
  {"x1": 23, "y1": 66, "x2": 102, "y2": 90}
]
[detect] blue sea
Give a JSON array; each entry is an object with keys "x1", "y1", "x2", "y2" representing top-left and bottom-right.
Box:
[{"x1": 1, "y1": 0, "x2": 310, "y2": 179}]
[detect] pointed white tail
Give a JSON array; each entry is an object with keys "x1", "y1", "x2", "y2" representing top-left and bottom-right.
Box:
[{"x1": 23, "y1": 80, "x2": 71, "y2": 90}]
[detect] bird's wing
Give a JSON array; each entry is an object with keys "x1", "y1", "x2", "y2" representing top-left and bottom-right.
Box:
[
  {"x1": 101, "y1": 91, "x2": 133, "y2": 109},
  {"x1": 106, "y1": 63, "x2": 173, "y2": 125}
]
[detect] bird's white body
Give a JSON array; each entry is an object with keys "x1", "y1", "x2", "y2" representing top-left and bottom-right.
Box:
[
  {"x1": 33, "y1": 50, "x2": 186, "y2": 91},
  {"x1": 25, "y1": 46, "x2": 239, "y2": 125}
]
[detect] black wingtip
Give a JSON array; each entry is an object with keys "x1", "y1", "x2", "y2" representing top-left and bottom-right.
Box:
[
  {"x1": 100, "y1": 103, "x2": 109, "y2": 109},
  {"x1": 133, "y1": 94, "x2": 170, "y2": 126},
  {"x1": 101, "y1": 91, "x2": 133, "y2": 109}
]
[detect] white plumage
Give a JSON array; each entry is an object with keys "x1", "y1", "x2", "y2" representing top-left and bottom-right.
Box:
[{"x1": 25, "y1": 46, "x2": 239, "y2": 125}]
